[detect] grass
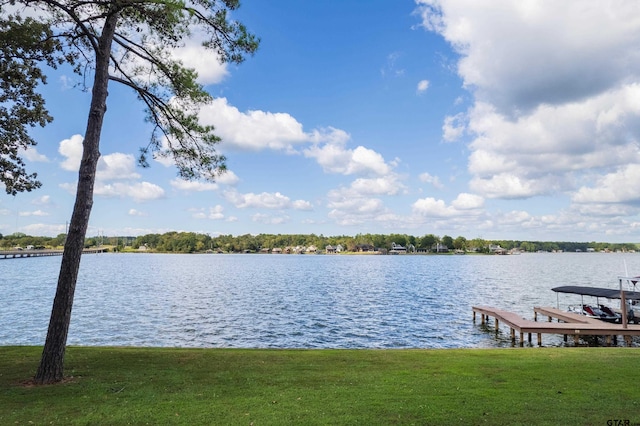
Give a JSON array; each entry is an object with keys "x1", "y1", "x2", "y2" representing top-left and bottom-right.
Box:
[{"x1": 1, "y1": 346, "x2": 639, "y2": 425}]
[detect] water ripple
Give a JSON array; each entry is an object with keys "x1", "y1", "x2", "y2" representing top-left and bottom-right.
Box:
[{"x1": 2, "y1": 252, "x2": 640, "y2": 348}]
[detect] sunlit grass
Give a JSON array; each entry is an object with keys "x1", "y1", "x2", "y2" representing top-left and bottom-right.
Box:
[{"x1": 1, "y1": 346, "x2": 638, "y2": 425}]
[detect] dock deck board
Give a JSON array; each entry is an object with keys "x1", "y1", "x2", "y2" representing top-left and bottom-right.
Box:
[{"x1": 473, "y1": 305, "x2": 640, "y2": 346}]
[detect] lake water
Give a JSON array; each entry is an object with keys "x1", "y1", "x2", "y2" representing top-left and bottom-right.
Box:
[{"x1": 2, "y1": 252, "x2": 640, "y2": 348}]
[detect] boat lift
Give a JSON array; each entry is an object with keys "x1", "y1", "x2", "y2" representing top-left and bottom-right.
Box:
[{"x1": 552, "y1": 277, "x2": 640, "y2": 328}]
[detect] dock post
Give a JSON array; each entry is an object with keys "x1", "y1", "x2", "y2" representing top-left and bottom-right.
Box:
[
  {"x1": 473, "y1": 310, "x2": 476, "y2": 322},
  {"x1": 510, "y1": 328, "x2": 515, "y2": 342},
  {"x1": 528, "y1": 333, "x2": 532, "y2": 343},
  {"x1": 537, "y1": 333, "x2": 542, "y2": 346},
  {"x1": 519, "y1": 331, "x2": 524, "y2": 346},
  {"x1": 495, "y1": 317, "x2": 499, "y2": 333}
]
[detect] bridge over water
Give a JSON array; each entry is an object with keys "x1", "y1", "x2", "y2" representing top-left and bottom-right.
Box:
[{"x1": 0, "y1": 248, "x2": 108, "y2": 259}]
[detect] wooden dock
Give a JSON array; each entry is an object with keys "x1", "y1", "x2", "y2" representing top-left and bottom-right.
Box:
[
  {"x1": 0, "y1": 247, "x2": 108, "y2": 259},
  {"x1": 473, "y1": 305, "x2": 640, "y2": 346}
]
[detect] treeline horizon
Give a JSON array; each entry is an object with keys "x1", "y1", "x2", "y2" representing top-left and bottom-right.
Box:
[{"x1": 1, "y1": 231, "x2": 638, "y2": 254}]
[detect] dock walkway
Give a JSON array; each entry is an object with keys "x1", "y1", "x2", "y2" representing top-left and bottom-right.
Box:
[
  {"x1": 473, "y1": 305, "x2": 640, "y2": 346},
  {"x1": 0, "y1": 248, "x2": 108, "y2": 259}
]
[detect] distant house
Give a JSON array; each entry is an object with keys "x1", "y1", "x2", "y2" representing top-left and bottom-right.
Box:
[
  {"x1": 138, "y1": 244, "x2": 149, "y2": 251},
  {"x1": 272, "y1": 247, "x2": 283, "y2": 254},
  {"x1": 489, "y1": 245, "x2": 507, "y2": 255},
  {"x1": 325, "y1": 245, "x2": 344, "y2": 254},
  {"x1": 390, "y1": 242, "x2": 407, "y2": 254},
  {"x1": 355, "y1": 244, "x2": 375, "y2": 252},
  {"x1": 435, "y1": 243, "x2": 449, "y2": 253},
  {"x1": 306, "y1": 245, "x2": 317, "y2": 254}
]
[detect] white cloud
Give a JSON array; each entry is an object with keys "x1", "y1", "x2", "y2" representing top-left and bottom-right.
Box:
[
  {"x1": 417, "y1": 0, "x2": 640, "y2": 112},
  {"x1": 381, "y1": 52, "x2": 405, "y2": 77},
  {"x1": 58, "y1": 135, "x2": 165, "y2": 202},
  {"x1": 94, "y1": 182, "x2": 165, "y2": 202},
  {"x1": 469, "y1": 173, "x2": 554, "y2": 200},
  {"x1": 207, "y1": 205, "x2": 225, "y2": 220},
  {"x1": 468, "y1": 90, "x2": 640, "y2": 175},
  {"x1": 128, "y1": 209, "x2": 148, "y2": 217},
  {"x1": 572, "y1": 164, "x2": 640, "y2": 204},
  {"x1": 190, "y1": 205, "x2": 226, "y2": 220},
  {"x1": 252, "y1": 213, "x2": 290, "y2": 225},
  {"x1": 417, "y1": 1, "x2": 640, "y2": 203},
  {"x1": 170, "y1": 178, "x2": 219, "y2": 192},
  {"x1": 419, "y1": 172, "x2": 444, "y2": 189},
  {"x1": 466, "y1": 88, "x2": 640, "y2": 199},
  {"x1": 304, "y1": 142, "x2": 392, "y2": 177},
  {"x1": 349, "y1": 176, "x2": 405, "y2": 196},
  {"x1": 292, "y1": 200, "x2": 314, "y2": 211},
  {"x1": 190, "y1": 210, "x2": 207, "y2": 219},
  {"x1": 109, "y1": 26, "x2": 228, "y2": 88},
  {"x1": 412, "y1": 193, "x2": 484, "y2": 218},
  {"x1": 59, "y1": 135, "x2": 141, "y2": 180},
  {"x1": 196, "y1": 98, "x2": 351, "y2": 153},
  {"x1": 224, "y1": 189, "x2": 311, "y2": 211},
  {"x1": 97, "y1": 152, "x2": 141, "y2": 181},
  {"x1": 31, "y1": 195, "x2": 52, "y2": 206},
  {"x1": 216, "y1": 170, "x2": 240, "y2": 185},
  {"x1": 572, "y1": 202, "x2": 636, "y2": 218},
  {"x1": 171, "y1": 35, "x2": 229, "y2": 85},
  {"x1": 21, "y1": 147, "x2": 49, "y2": 162},
  {"x1": 169, "y1": 169, "x2": 239, "y2": 191},
  {"x1": 328, "y1": 196, "x2": 384, "y2": 215},
  {"x1": 326, "y1": 185, "x2": 387, "y2": 227},
  {"x1": 417, "y1": 79, "x2": 430, "y2": 94},
  {"x1": 199, "y1": 98, "x2": 308, "y2": 151},
  {"x1": 451, "y1": 193, "x2": 484, "y2": 210},
  {"x1": 321, "y1": 171, "x2": 407, "y2": 227},
  {"x1": 164, "y1": 97, "x2": 391, "y2": 188},
  {"x1": 20, "y1": 223, "x2": 66, "y2": 236},
  {"x1": 326, "y1": 209, "x2": 366, "y2": 226},
  {"x1": 19, "y1": 209, "x2": 49, "y2": 217},
  {"x1": 412, "y1": 197, "x2": 452, "y2": 217},
  {"x1": 442, "y1": 113, "x2": 465, "y2": 142},
  {"x1": 59, "y1": 134, "x2": 84, "y2": 171}
]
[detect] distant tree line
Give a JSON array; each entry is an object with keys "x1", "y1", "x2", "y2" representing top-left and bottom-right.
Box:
[
  {"x1": 0, "y1": 232, "x2": 67, "y2": 248},
  {"x1": 1, "y1": 231, "x2": 638, "y2": 254}
]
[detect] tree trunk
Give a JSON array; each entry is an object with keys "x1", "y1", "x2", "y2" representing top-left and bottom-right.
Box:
[{"x1": 34, "y1": 12, "x2": 119, "y2": 385}]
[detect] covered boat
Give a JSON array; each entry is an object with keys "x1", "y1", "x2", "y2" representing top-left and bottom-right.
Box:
[{"x1": 552, "y1": 278, "x2": 640, "y2": 325}]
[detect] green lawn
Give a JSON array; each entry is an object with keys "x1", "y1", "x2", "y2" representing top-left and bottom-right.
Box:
[{"x1": 1, "y1": 346, "x2": 638, "y2": 425}]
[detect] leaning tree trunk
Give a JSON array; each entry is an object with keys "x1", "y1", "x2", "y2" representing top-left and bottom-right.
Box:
[{"x1": 34, "y1": 13, "x2": 119, "y2": 385}]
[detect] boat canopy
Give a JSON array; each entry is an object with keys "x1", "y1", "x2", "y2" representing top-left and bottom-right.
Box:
[{"x1": 552, "y1": 286, "x2": 640, "y2": 301}]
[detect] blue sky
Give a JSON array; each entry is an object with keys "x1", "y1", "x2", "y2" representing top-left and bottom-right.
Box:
[{"x1": 4, "y1": 0, "x2": 640, "y2": 242}]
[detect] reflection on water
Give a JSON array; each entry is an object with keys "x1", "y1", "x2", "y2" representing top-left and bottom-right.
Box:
[{"x1": 2, "y1": 252, "x2": 640, "y2": 348}]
